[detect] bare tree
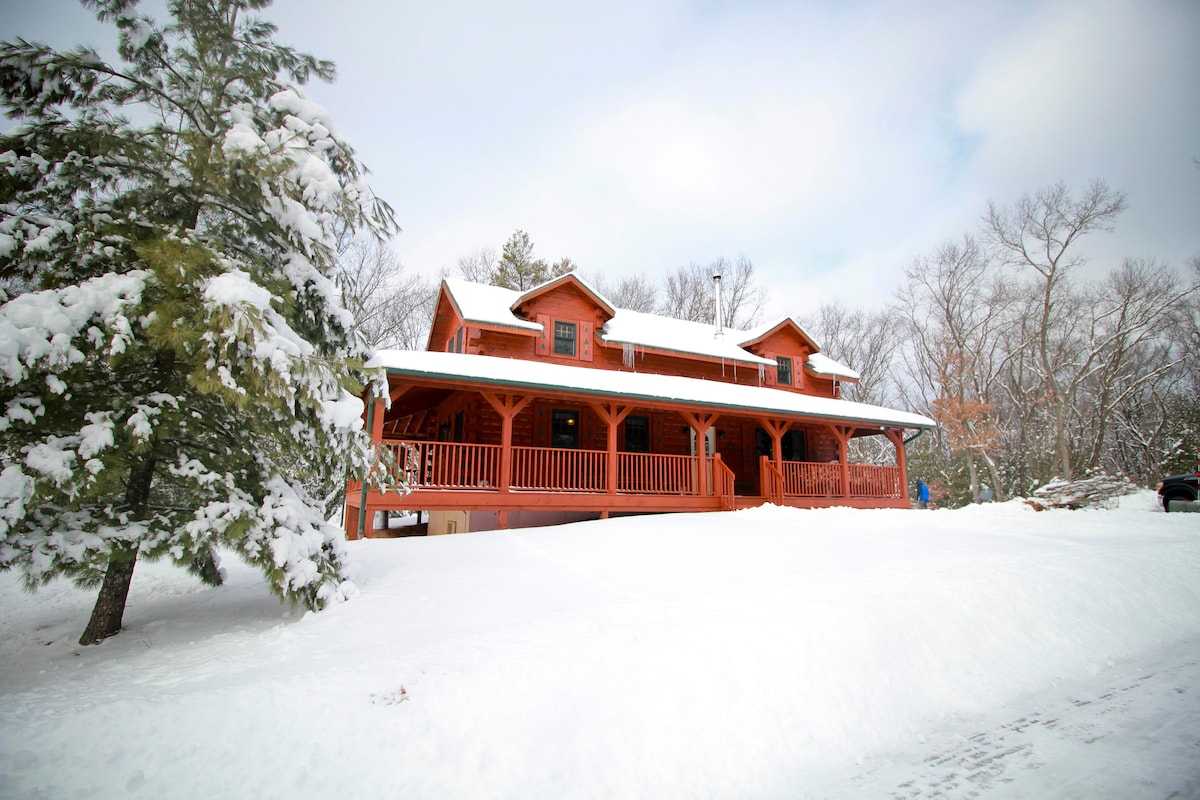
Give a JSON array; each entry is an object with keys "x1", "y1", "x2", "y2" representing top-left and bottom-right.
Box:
[
  {"x1": 658, "y1": 255, "x2": 764, "y2": 330},
  {"x1": 804, "y1": 300, "x2": 901, "y2": 409},
  {"x1": 804, "y1": 300, "x2": 905, "y2": 463},
  {"x1": 718, "y1": 255, "x2": 766, "y2": 330},
  {"x1": 895, "y1": 234, "x2": 1014, "y2": 500},
  {"x1": 1073, "y1": 258, "x2": 1196, "y2": 475},
  {"x1": 584, "y1": 271, "x2": 658, "y2": 313},
  {"x1": 659, "y1": 262, "x2": 713, "y2": 324},
  {"x1": 335, "y1": 235, "x2": 436, "y2": 350},
  {"x1": 454, "y1": 246, "x2": 498, "y2": 283},
  {"x1": 984, "y1": 179, "x2": 1127, "y2": 480},
  {"x1": 608, "y1": 273, "x2": 659, "y2": 313}
]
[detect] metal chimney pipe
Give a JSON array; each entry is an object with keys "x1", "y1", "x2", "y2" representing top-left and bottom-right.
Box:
[{"x1": 713, "y1": 273, "x2": 724, "y2": 339}]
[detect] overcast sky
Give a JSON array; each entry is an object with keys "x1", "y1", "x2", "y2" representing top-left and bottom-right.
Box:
[{"x1": 3, "y1": 0, "x2": 1198, "y2": 319}]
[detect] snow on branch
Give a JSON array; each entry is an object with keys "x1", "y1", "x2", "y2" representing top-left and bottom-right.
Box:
[{"x1": 0, "y1": 270, "x2": 147, "y2": 384}]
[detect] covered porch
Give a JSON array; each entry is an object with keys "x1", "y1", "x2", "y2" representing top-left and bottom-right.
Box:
[{"x1": 345, "y1": 352, "x2": 930, "y2": 538}]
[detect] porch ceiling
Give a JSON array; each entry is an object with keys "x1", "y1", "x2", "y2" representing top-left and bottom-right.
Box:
[
  {"x1": 384, "y1": 386, "x2": 453, "y2": 420},
  {"x1": 372, "y1": 350, "x2": 935, "y2": 431}
]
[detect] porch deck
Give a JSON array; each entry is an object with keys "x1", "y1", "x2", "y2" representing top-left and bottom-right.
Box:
[{"x1": 345, "y1": 440, "x2": 906, "y2": 538}]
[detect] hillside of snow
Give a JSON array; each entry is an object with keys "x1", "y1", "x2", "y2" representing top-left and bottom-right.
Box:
[{"x1": 2, "y1": 494, "x2": 1198, "y2": 798}]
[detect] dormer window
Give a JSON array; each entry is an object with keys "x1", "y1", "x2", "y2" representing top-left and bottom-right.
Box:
[
  {"x1": 554, "y1": 321, "x2": 577, "y2": 356},
  {"x1": 776, "y1": 356, "x2": 792, "y2": 386}
]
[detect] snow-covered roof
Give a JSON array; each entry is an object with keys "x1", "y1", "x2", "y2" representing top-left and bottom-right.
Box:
[
  {"x1": 735, "y1": 317, "x2": 858, "y2": 381},
  {"x1": 599, "y1": 309, "x2": 775, "y2": 367},
  {"x1": 515, "y1": 272, "x2": 616, "y2": 317},
  {"x1": 806, "y1": 352, "x2": 860, "y2": 381},
  {"x1": 441, "y1": 278, "x2": 541, "y2": 333},
  {"x1": 736, "y1": 317, "x2": 816, "y2": 350},
  {"x1": 371, "y1": 350, "x2": 934, "y2": 430},
  {"x1": 440, "y1": 274, "x2": 860, "y2": 376}
]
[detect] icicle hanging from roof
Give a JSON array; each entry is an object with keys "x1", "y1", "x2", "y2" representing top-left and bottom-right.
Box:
[
  {"x1": 622, "y1": 342, "x2": 635, "y2": 368},
  {"x1": 758, "y1": 363, "x2": 765, "y2": 385}
]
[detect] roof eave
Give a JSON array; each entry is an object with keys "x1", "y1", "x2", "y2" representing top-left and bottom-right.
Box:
[
  {"x1": 596, "y1": 335, "x2": 775, "y2": 367},
  {"x1": 382, "y1": 364, "x2": 930, "y2": 430}
]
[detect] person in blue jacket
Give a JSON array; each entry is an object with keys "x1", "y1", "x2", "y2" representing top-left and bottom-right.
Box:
[{"x1": 917, "y1": 479, "x2": 930, "y2": 509}]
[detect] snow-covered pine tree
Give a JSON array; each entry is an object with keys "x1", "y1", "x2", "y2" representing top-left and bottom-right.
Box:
[{"x1": 0, "y1": 0, "x2": 401, "y2": 645}]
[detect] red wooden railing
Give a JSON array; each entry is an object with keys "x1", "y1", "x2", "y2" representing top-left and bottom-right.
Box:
[
  {"x1": 849, "y1": 464, "x2": 902, "y2": 498},
  {"x1": 618, "y1": 452, "x2": 698, "y2": 494},
  {"x1": 382, "y1": 440, "x2": 501, "y2": 490},
  {"x1": 760, "y1": 456, "x2": 784, "y2": 505},
  {"x1": 368, "y1": 440, "x2": 902, "y2": 501},
  {"x1": 511, "y1": 446, "x2": 607, "y2": 492},
  {"x1": 713, "y1": 455, "x2": 736, "y2": 511},
  {"x1": 782, "y1": 461, "x2": 842, "y2": 497}
]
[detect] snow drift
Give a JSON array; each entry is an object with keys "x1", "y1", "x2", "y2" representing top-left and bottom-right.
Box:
[{"x1": 1, "y1": 494, "x2": 1198, "y2": 798}]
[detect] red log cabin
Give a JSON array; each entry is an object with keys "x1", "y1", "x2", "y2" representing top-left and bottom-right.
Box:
[{"x1": 345, "y1": 273, "x2": 934, "y2": 537}]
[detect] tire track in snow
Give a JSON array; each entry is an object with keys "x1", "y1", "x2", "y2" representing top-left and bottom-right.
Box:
[{"x1": 847, "y1": 641, "x2": 1200, "y2": 799}]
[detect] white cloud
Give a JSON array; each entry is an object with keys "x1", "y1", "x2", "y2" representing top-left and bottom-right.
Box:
[{"x1": 7, "y1": 0, "x2": 1196, "y2": 309}]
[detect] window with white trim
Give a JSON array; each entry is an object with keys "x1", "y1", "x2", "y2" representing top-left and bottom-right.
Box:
[
  {"x1": 553, "y1": 321, "x2": 577, "y2": 356},
  {"x1": 776, "y1": 356, "x2": 792, "y2": 386}
]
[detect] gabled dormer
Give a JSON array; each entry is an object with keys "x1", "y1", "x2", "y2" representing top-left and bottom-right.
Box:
[
  {"x1": 425, "y1": 278, "x2": 542, "y2": 355},
  {"x1": 510, "y1": 273, "x2": 616, "y2": 364},
  {"x1": 739, "y1": 318, "x2": 858, "y2": 397}
]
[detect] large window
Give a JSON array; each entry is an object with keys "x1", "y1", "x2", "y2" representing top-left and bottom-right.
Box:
[
  {"x1": 551, "y1": 409, "x2": 579, "y2": 448},
  {"x1": 553, "y1": 321, "x2": 577, "y2": 356},
  {"x1": 781, "y1": 430, "x2": 807, "y2": 461},
  {"x1": 756, "y1": 428, "x2": 808, "y2": 461},
  {"x1": 624, "y1": 415, "x2": 650, "y2": 453},
  {"x1": 776, "y1": 356, "x2": 792, "y2": 386}
]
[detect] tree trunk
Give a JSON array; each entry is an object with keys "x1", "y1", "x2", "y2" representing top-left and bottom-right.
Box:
[
  {"x1": 1054, "y1": 402, "x2": 1073, "y2": 481},
  {"x1": 79, "y1": 455, "x2": 156, "y2": 646},
  {"x1": 967, "y1": 451, "x2": 980, "y2": 503},
  {"x1": 981, "y1": 449, "x2": 1005, "y2": 502},
  {"x1": 78, "y1": 545, "x2": 139, "y2": 646}
]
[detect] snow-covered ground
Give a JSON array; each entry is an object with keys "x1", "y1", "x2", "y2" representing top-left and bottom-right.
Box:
[{"x1": 2, "y1": 493, "x2": 1198, "y2": 799}]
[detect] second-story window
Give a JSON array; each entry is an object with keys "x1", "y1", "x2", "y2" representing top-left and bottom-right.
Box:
[
  {"x1": 776, "y1": 356, "x2": 793, "y2": 386},
  {"x1": 554, "y1": 321, "x2": 577, "y2": 356}
]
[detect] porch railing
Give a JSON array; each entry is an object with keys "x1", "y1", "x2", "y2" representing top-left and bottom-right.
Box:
[
  {"x1": 849, "y1": 464, "x2": 902, "y2": 498},
  {"x1": 760, "y1": 456, "x2": 784, "y2": 505},
  {"x1": 382, "y1": 440, "x2": 501, "y2": 490},
  {"x1": 617, "y1": 452, "x2": 698, "y2": 494},
  {"x1": 713, "y1": 455, "x2": 736, "y2": 511},
  {"x1": 781, "y1": 461, "x2": 841, "y2": 497},
  {"x1": 372, "y1": 440, "x2": 902, "y2": 500},
  {"x1": 512, "y1": 446, "x2": 606, "y2": 491}
]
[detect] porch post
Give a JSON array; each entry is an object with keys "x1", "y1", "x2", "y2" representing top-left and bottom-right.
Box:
[
  {"x1": 358, "y1": 398, "x2": 386, "y2": 539},
  {"x1": 827, "y1": 424, "x2": 853, "y2": 499},
  {"x1": 480, "y1": 392, "x2": 533, "y2": 495},
  {"x1": 589, "y1": 402, "x2": 633, "y2": 495},
  {"x1": 887, "y1": 429, "x2": 910, "y2": 502},
  {"x1": 369, "y1": 398, "x2": 386, "y2": 442},
  {"x1": 679, "y1": 410, "x2": 720, "y2": 497},
  {"x1": 757, "y1": 417, "x2": 791, "y2": 471}
]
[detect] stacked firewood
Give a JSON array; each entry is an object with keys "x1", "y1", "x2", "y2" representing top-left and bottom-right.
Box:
[{"x1": 1024, "y1": 475, "x2": 1138, "y2": 511}]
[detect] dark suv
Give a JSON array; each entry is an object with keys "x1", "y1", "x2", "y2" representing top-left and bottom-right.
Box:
[{"x1": 1157, "y1": 469, "x2": 1199, "y2": 511}]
